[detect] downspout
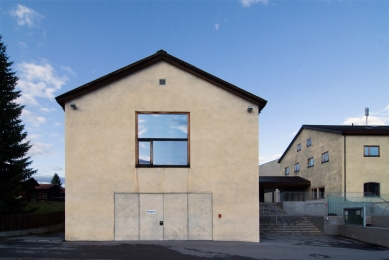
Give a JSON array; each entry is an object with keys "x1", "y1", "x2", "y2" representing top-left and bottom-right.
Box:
[{"x1": 343, "y1": 135, "x2": 347, "y2": 200}]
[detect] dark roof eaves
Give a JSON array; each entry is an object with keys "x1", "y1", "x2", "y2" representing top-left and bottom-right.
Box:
[
  {"x1": 55, "y1": 51, "x2": 268, "y2": 112},
  {"x1": 277, "y1": 126, "x2": 304, "y2": 163},
  {"x1": 55, "y1": 52, "x2": 163, "y2": 109}
]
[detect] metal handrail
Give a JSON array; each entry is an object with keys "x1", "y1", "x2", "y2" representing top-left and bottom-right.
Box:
[{"x1": 264, "y1": 203, "x2": 287, "y2": 235}]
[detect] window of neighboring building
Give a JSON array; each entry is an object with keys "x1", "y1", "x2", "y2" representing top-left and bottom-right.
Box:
[
  {"x1": 319, "y1": 187, "x2": 325, "y2": 199},
  {"x1": 308, "y1": 157, "x2": 314, "y2": 168},
  {"x1": 285, "y1": 167, "x2": 290, "y2": 175},
  {"x1": 322, "y1": 152, "x2": 329, "y2": 163},
  {"x1": 136, "y1": 112, "x2": 189, "y2": 166},
  {"x1": 312, "y1": 189, "x2": 317, "y2": 199},
  {"x1": 297, "y1": 143, "x2": 301, "y2": 152},
  {"x1": 364, "y1": 182, "x2": 380, "y2": 197},
  {"x1": 364, "y1": 146, "x2": 379, "y2": 157},
  {"x1": 294, "y1": 163, "x2": 300, "y2": 172},
  {"x1": 307, "y1": 138, "x2": 311, "y2": 147},
  {"x1": 312, "y1": 187, "x2": 325, "y2": 199}
]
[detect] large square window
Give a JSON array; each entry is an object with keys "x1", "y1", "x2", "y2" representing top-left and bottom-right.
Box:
[
  {"x1": 136, "y1": 112, "x2": 189, "y2": 167},
  {"x1": 364, "y1": 146, "x2": 379, "y2": 157}
]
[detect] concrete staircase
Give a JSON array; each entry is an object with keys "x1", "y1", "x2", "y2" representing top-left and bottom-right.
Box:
[{"x1": 260, "y1": 203, "x2": 322, "y2": 235}]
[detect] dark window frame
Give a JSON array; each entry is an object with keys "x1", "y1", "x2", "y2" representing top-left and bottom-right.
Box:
[
  {"x1": 308, "y1": 157, "x2": 314, "y2": 168},
  {"x1": 135, "y1": 112, "x2": 190, "y2": 168},
  {"x1": 285, "y1": 167, "x2": 290, "y2": 175},
  {"x1": 297, "y1": 143, "x2": 301, "y2": 152},
  {"x1": 321, "y1": 152, "x2": 329, "y2": 163},
  {"x1": 307, "y1": 138, "x2": 311, "y2": 147},
  {"x1": 364, "y1": 146, "x2": 380, "y2": 157}
]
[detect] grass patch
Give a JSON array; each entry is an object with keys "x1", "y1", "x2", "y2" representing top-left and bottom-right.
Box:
[{"x1": 23, "y1": 202, "x2": 65, "y2": 214}]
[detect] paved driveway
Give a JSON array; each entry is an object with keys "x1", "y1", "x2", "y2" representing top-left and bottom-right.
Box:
[{"x1": 0, "y1": 233, "x2": 388, "y2": 259}]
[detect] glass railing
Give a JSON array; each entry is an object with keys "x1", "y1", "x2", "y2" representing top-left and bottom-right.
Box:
[{"x1": 327, "y1": 192, "x2": 389, "y2": 217}]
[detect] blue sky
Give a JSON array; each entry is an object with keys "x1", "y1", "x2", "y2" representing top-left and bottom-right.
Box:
[{"x1": 1, "y1": 0, "x2": 388, "y2": 184}]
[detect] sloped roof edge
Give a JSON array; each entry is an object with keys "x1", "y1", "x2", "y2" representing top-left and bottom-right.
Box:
[
  {"x1": 55, "y1": 50, "x2": 267, "y2": 112},
  {"x1": 278, "y1": 124, "x2": 389, "y2": 163}
]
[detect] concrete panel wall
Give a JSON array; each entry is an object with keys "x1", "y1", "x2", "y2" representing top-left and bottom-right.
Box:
[
  {"x1": 308, "y1": 216, "x2": 343, "y2": 235},
  {"x1": 372, "y1": 216, "x2": 389, "y2": 228},
  {"x1": 338, "y1": 225, "x2": 389, "y2": 248},
  {"x1": 114, "y1": 194, "x2": 139, "y2": 240},
  {"x1": 188, "y1": 194, "x2": 212, "y2": 240},
  {"x1": 282, "y1": 200, "x2": 327, "y2": 216},
  {"x1": 164, "y1": 194, "x2": 187, "y2": 240},
  {"x1": 139, "y1": 194, "x2": 164, "y2": 240}
]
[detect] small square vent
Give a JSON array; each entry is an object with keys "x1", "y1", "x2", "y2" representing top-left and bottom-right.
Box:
[{"x1": 159, "y1": 79, "x2": 166, "y2": 85}]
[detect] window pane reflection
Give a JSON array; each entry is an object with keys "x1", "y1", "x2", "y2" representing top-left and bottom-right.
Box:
[
  {"x1": 153, "y1": 141, "x2": 187, "y2": 165},
  {"x1": 138, "y1": 114, "x2": 188, "y2": 138},
  {"x1": 139, "y1": 141, "x2": 151, "y2": 164}
]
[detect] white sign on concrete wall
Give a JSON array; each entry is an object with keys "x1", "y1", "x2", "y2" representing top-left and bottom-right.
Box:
[{"x1": 146, "y1": 210, "x2": 156, "y2": 214}]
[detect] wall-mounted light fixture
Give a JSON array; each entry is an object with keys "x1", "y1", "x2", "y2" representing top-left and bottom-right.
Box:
[
  {"x1": 247, "y1": 106, "x2": 253, "y2": 112},
  {"x1": 70, "y1": 103, "x2": 77, "y2": 110}
]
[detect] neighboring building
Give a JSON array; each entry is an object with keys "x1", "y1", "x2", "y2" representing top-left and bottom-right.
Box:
[
  {"x1": 56, "y1": 50, "x2": 267, "y2": 242},
  {"x1": 259, "y1": 159, "x2": 280, "y2": 177},
  {"x1": 278, "y1": 125, "x2": 389, "y2": 198},
  {"x1": 259, "y1": 160, "x2": 311, "y2": 202},
  {"x1": 32, "y1": 184, "x2": 64, "y2": 201}
]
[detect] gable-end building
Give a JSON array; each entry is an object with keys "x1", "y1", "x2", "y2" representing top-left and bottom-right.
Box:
[
  {"x1": 56, "y1": 50, "x2": 267, "y2": 242},
  {"x1": 278, "y1": 125, "x2": 389, "y2": 198}
]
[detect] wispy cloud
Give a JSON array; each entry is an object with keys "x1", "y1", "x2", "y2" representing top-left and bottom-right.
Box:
[
  {"x1": 171, "y1": 125, "x2": 187, "y2": 134},
  {"x1": 10, "y1": 4, "x2": 43, "y2": 27},
  {"x1": 240, "y1": 0, "x2": 269, "y2": 7},
  {"x1": 16, "y1": 60, "x2": 69, "y2": 107},
  {"x1": 40, "y1": 107, "x2": 56, "y2": 112},
  {"x1": 61, "y1": 66, "x2": 76, "y2": 76},
  {"x1": 138, "y1": 125, "x2": 148, "y2": 136},
  {"x1": 215, "y1": 23, "x2": 219, "y2": 30},
  {"x1": 28, "y1": 142, "x2": 53, "y2": 157},
  {"x1": 343, "y1": 104, "x2": 389, "y2": 125},
  {"x1": 288, "y1": 130, "x2": 298, "y2": 137},
  {"x1": 28, "y1": 134, "x2": 42, "y2": 140},
  {"x1": 18, "y1": 42, "x2": 27, "y2": 49},
  {"x1": 21, "y1": 109, "x2": 46, "y2": 127}
]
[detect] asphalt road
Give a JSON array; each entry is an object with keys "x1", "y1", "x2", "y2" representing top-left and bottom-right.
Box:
[{"x1": 0, "y1": 232, "x2": 388, "y2": 260}]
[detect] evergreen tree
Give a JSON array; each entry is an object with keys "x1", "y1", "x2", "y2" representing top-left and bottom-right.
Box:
[
  {"x1": 50, "y1": 173, "x2": 62, "y2": 187},
  {"x1": 0, "y1": 36, "x2": 36, "y2": 214}
]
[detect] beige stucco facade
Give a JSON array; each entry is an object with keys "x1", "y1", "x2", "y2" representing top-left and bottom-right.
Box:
[
  {"x1": 279, "y1": 126, "x2": 389, "y2": 196},
  {"x1": 345, "y1": 135, "x2": 389, "y2": 194},
  {"x1": 60, "y1": 54, "x2": 266, "y2": 242}
]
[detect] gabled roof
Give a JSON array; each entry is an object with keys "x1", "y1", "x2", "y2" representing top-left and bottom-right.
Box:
[
  {"x1": 278, "y1": 125, "x2": 389, "y2": 163},
  {"x1": 55, "y1": 50, "x2": 267, "y2": 112},
  {"x1": 34, "y1": 184, "x2": 61, "y2": 190}
]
